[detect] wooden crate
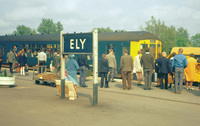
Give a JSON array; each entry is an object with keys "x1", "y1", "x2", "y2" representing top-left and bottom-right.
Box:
[
  {"x1": 38, "y1": 73, "x2": 56, "y2": 80},
  {"x1": 55, "y1": 80, "x2": 76, "y2": 100}
]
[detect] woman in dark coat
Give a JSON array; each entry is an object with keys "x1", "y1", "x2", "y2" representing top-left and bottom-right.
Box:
[
  {"x1": 98, "y1": 53, "x2": 110, "y2": 88},
  {"x1": 19, "y1": 51, "x2": 27, "y2": 76}
]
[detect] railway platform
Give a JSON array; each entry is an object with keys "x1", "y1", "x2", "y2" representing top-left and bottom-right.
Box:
[{"x1": 0, "y1": 68, "x2": 200, "y2": 126}]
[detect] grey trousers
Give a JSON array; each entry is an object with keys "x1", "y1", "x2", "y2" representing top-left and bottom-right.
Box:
[
  {"x1": 79, "y1": 66, "x2": 87, "y2": 86},
  {"x1": 109, "y1": 67, "x2": 115, "y2": 81},
  {"x1": 174, "y1": 67, "x2": 184, "y2": 93},
  {"x1": 143, "y1": 69, "x2": 153, "y2": 89}
]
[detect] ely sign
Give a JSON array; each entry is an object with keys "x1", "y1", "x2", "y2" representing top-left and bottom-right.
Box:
[{"x1": 64, "y1": 33, "x2": 93, "y2": 54}]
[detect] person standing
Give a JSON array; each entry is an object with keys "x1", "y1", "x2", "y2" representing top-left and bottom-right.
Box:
[
  {"x1": 140, "y1": 47, "x2": 155, "y2": 90},
  {"x1": 6, "y1": 49, "x2": 15, "y2": 74},
  {"x1": 53, "y1": 51, "x2": 61, "y2": 78},
  {"x1": 155, "y1": 53, "x2": 162, "y2": 87},
  {"x1": 134, "y1": 50, "x2": 143, "y2": 85},
  {"x1": 158, "y1": 52, "x2": 171, "y2": 89},
  {"x1": 18, "y1": 51, "x2": 27, "y2": 76},
  {"x1": 65, "y1": 54, "x2": 79, "y2": 97},
  {"x1": 78, "y1": 54, "x2": 89, "y2": 87},
  {"x1": 106, "y1": 49, "x2": 117, "y2": 82},
  {"x1": 0, "y1": 56, "x2": 2, "y2": 72},
  {"x1": 185, "y1": 53, "x2": 197, "y2": 90},
  {"x1": 98, "y1": 54, "x2": 110, "y2": 88},
  {"x1": 172, "y1": 48, "x2": 188, "y2": 94},
  {"x1": 120, "y1": 49, "x2": 133, "y2": 90},
  {"x1": 168, "y1": 52, "x2": 176, "y2": 88},
  {"x1": 38, "y1": 48, "x2": 47, "y2": 73},
  {"x1": 12, "y1": 45, "x2": 18, "y2": 70}
]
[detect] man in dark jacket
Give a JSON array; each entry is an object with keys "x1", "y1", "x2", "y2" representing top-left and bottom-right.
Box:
[
  {"x1": 78, "y1": 54, "x2": 89, "y2": 87},
  {"x1": 98, "y1": 54, "x2": 110, "y2": 88},
  {"x1": 155, "y1": 53, "x2": 162, "y2": 87},
  {"x1": 158, "y1": 52, "x2": 171, "y2": 89},
  {"x1": 140, "y1": 47, "x2": 155, "y2": 90}
]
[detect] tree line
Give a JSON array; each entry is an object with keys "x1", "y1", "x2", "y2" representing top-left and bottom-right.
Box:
[
  {"x1": 12, "y1": 18, "x2": 63, "y2": 35},
  {"x1": 11, "y1": 17, "x2": 200, "y2": 53}
]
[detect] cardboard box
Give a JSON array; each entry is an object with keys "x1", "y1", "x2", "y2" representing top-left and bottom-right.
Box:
[
  {"x1": 38, "y1": 73, "x2": 56, "y2": 80},
  {"x1": 55, "y1": 80, "x2": 77, "y2": 100}
]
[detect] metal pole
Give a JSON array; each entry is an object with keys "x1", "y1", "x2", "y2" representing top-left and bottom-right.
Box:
[
  {"x1": 60, "y1": 31, "x2": 65, "y2": 98},
  {"x1": 93, "y1": 29, "x2": 98, "y2": 105}
]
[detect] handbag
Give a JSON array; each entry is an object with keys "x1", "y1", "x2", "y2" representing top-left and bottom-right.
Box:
[
  {"x1": 25, "y1": 65, "x2": 28, "y2": 72},
  {"x1": 168, "y1": 74, "x2": 173, "y2": 84},
  {"x1": 107, "y1": 74, "x2": 110, "y2": 82}
]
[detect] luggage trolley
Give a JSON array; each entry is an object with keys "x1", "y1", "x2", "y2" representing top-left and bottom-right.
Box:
[{"x1": 33, "y1": 65, "x2": 56, "y2": 87}]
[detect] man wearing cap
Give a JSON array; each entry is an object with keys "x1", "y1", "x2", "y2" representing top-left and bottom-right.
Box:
[{"x1": 140, "y1": 47, "x2": 155, "y2": 90}]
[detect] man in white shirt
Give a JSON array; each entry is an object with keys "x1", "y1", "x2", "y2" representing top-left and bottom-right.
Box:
[{"x1": 38, "y1": 48, "x2": 47, "y2": 73}]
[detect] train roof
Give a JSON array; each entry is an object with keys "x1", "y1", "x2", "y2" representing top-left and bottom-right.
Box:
[
  {"x1": 0, "y1": 31, "x2": 160, "y2": 42},
  {"x1": 0, "y1": 34, "x2": 60, "y2": 42},
  {"x1": 98, "y1": 31, "x2": 160, "y2": 41}
]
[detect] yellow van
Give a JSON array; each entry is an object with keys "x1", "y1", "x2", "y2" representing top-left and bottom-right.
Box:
[{"x1": 170, "y1": 47, "x2": 200, "y2": 83}]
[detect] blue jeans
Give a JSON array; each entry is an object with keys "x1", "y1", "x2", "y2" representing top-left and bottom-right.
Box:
[
  {"x1": 79, "y1": 66, "x2": 87, "y2": 86},
  {"x1": 174, "y1": 67, "x2": 184, "y2": 93}
]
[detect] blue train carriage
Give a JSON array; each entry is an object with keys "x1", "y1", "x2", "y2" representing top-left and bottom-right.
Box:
[
  {"x1": 98, "y1": 31, "x2": 162, "y2": 73},
  {"x1": 0, "y1": 34, "x2": 60, "y2": 67},
  {"x1": 0, "y1": 31, "x2": 161, "y2": 72}
]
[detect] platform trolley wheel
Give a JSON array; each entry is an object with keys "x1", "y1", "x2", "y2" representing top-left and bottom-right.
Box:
[
  {"x1": 50, "y1": 82, "x2": 56, "y2": 87},
  {"x1": 35, "y1": 80, "x2": 40, "y2": 84}
]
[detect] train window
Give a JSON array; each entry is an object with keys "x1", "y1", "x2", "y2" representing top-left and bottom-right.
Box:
[
  {"x1": 157, "y1": 44, "x2": 161, "y2": 57},
  {"x1": 0, "y1": 44, "x2": 5, "y2": 57},
  {"x1": 141, "y1": 44, "x2": 148, "y2": 54},
  {"x1": 31, "y1": 44, "x2": 35, "y2": 48},
  {"x1": 150, "y1": 44, "x2": 156, "y2": 58},
  {"x1": 195, "y1": 55, "x2": 200, "y2": 63},
  {"x1": 53, "y1": 44, "x2": 56, "y2": 48},
  {"x1": 42, "y1": 44, "x2": 46, "y2": 48},
  {"x1": 57, "y1": 44, "x2": 60, "y2": 49},
  {"x1": 47, "y1": 44, "x2": 52, "y2": 48},
  {"x1": 37, "y1": 44, "x2": 41, "y2": 48},
  {"x1": 21, "y1": 44, "x2": 25, "y2": 48},
  {"x1": 106, "y1": 44, "x2": 115, "y2": 54},
  {"x1": 25, "y1": 44, "x2": 29, "y2": 48}
]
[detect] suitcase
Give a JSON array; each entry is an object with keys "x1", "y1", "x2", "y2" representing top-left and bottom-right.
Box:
[{"x1": 151, "y1": 72, "x2": 157, "y2": 82}]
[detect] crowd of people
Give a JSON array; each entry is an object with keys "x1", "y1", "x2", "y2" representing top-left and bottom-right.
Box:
[
  {"x1": 4, "y1": 45, "x2": 199, "y2": 96},
  {"x1": 6, "y1": 45, "x2": 27, "y2": 75}
]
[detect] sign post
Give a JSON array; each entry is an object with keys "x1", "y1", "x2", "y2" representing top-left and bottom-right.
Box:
[
  {"x1": 60, "y1": 29, "x2": 98, "y2": 105},
  {"x1": 92, "y1": 29, "x2": 98, "y2": 105},
  {"x1": 60, "y1": 31, "x2": 65, "y2": 98}
]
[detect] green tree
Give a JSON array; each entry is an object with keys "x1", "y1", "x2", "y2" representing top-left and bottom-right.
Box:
[
  {"x1": 93, "y1": 27, "x2": 114, "y2": 33},
  {"x1": 191, "y1": 33, "x2": 200, "y2": 47},
  {"x1": 13, "y1": 25, "x2": 36, "y2": 35},
  {"x1": 37, "y1": 18, "x2": 63, "y2": 34},
  {"x1": 140, "y1": 16, "x2": 177, "y2": 54},
  {"x1": 92, "y1": 27, "x2": 126, "y2": 33},
  {"x1": 176, "y1": 27, "x2": 190, "y2": 47}
]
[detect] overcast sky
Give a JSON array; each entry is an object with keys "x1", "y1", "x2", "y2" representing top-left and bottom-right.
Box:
[{"x1": 0, "y1": 0, "x2": 200, "y2": 36}]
